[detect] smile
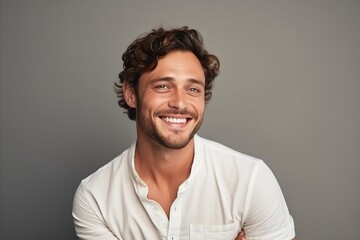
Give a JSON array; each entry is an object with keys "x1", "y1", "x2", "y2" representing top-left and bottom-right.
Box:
[{"x1": 161, "y1": 117, "x2": 189, "y2": 124}]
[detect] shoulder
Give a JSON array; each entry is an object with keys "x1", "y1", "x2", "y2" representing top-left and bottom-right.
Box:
[
  {"x1": 196, "y1": 135, "x2": 263, "y2": 168},
  {"x1": 73, "y1": 143, "x2": 137, "y2": 227},
  {"x1": 194, "y1": 135, "x2": 267, "y2": 189},
  {"x1": 79, "y1": 144, "x2": 134, "y2": 193}
]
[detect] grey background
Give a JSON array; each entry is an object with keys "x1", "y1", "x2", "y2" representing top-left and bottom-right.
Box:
[{"x1": 1, "y1": 0, "x2": 359, "y2": 239}]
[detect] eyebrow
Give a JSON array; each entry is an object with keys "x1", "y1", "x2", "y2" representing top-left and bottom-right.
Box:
[{"x1": 150, "y1": 76, "x2": 205, "y2": 87}]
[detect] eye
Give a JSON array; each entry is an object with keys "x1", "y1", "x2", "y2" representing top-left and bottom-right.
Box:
[
  {"x1": 154, "y1": 84, "x2": 171, "y2": 92},
  {"x1": 188, "y1": 87, "x2": 200, "y2": 93},
  {"x1": 156, "y1": 85, "x2": 168, "y2": 89}
]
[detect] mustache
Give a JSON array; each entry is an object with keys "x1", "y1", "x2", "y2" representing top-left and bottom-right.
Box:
[{"x1": 155, "y1": 110, "x2": 197, "y2": 118}]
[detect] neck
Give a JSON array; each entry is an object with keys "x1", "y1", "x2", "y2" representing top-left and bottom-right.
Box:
[{"x1": 135, "y1": 135, "x2": 195, "y2": 185}]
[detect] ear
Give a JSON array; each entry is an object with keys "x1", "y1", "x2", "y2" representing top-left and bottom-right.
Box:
[{"x1": 123, "y1": 81, "x2": 137, "y2": 108}]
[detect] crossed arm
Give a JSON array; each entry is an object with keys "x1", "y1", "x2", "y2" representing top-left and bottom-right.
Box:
[{"x1": 235, "y1": 231, "x2": 296, "y2": 240}]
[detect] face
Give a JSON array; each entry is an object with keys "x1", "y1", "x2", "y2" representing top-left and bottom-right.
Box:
[{"x1": 125, "y1": 51, "x2": 206, "y2": 149}]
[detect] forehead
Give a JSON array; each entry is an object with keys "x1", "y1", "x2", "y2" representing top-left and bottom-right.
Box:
[{"x1": 141, "y1": 51, "x2": 205, "y2": 82}]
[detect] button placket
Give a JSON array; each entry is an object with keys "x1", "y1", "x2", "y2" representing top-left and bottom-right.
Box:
[{"x1": 167, "y1": 198, "x2": 182, "y2": 240}]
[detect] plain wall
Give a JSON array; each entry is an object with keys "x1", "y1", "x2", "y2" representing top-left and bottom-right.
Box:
[{"x1": 1, "y1": 0, "x2": 359, "y2": 239}]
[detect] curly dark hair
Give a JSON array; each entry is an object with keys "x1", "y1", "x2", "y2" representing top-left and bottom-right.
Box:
[{"x1": 114, "y1": 26, "x2": 220, "y2": 120}]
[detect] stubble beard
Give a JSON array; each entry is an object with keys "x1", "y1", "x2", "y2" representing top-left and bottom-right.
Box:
[{"x1": 137, "y1": 109, "x2": 204, "y2": 150}]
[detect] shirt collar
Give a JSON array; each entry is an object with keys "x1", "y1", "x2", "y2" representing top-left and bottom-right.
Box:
[{"x1": 128, "y1": 135, "x2": 204, "y2": 190}]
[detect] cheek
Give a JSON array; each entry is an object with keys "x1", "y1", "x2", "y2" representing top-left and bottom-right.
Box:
[
  {"x1": 193, "y1": 98, "x2": 206, "y2": 111},
  {"x1": 140, "y1": 95, "x2": 168, "y2": 112}
]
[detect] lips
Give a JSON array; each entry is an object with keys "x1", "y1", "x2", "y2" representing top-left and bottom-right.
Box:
[{"x1": 161, "y1": 117, "x2": 188, "y2": 124}]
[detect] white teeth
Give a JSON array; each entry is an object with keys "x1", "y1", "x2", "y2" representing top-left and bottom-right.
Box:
[{"x1": 162, "y1": 117, "x2": 187, "y2": 124}]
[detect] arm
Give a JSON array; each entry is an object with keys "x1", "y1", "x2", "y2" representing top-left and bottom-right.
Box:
[
  {"x1": 242, "y1": 162, "x2": 296, "y2": 240},
  {"x1": 235, "y1": 230, "x2": 246, "y2": 240},
  {"x1": 72, "y1": 184, "x2": 121, "y2": 240},
  {"x1": 235, "y1": 232, "x2": 296, "y2": 240}
]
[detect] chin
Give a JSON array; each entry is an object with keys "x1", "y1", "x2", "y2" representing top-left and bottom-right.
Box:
[{"x1": 155, "y1": 133, "x2": 194, "y2": 150}]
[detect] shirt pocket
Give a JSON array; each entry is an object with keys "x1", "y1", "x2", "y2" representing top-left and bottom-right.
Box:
[{"x1": 189, "y1": 221, "x2": 239, "y2": 240}]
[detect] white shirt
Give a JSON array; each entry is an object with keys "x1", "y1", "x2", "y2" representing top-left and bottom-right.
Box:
[{"x1": 73, "y1": 135, "x2": 295, "y2": 240}]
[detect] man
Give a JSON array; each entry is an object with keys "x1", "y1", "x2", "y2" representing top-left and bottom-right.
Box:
[{"x1": 72, "y1": 26, "x2": 296, "y2": 240}]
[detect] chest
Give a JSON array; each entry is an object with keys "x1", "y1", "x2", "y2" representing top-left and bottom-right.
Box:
[{"x1": 109, "y1": 175, "x2": 245, "y2": 239}]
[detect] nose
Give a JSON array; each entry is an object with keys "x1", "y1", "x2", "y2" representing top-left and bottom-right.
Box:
[{"x1": 168, "y1": 89, "x2": 188, "y2": 110}]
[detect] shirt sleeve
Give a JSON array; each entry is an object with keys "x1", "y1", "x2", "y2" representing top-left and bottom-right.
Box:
[
  {"x1": 243, "y1": 161, "x2": 296, "y2": 240},
  {"x1": 72, "y1": 183, "x2": 121, "y2": 240}
]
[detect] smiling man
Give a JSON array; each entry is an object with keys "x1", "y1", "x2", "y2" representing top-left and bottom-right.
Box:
[{"x1": 72, "y1": 27, "x2": 296, "y2": 240}]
